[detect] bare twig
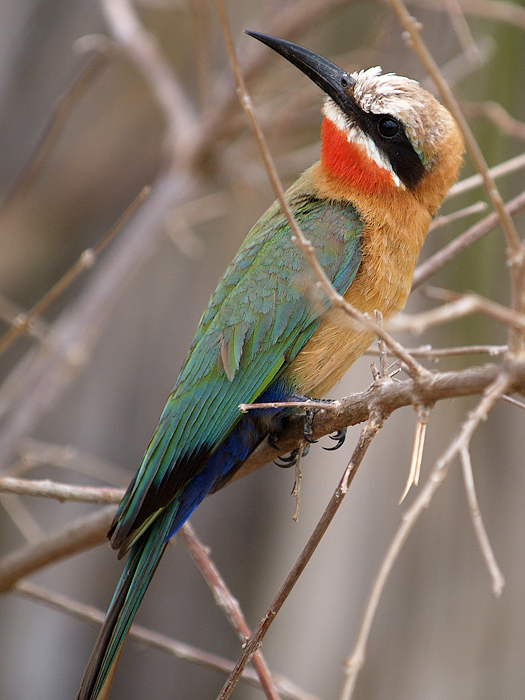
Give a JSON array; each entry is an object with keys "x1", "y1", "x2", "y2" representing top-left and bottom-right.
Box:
[
  {"x1": 462, "y1": 100, "x2": 525, "y2": 140},
  {"x1": 448, "y1": 152, "x2": 525, "y2": 198},
  {"x1": 0, "y1": 296, "x2": 47, "y2": 341},
  {"x1": 0, "y1": 476, "x2": 123, "y2": 504},
  {"x1": 459, "y1": 447, "x2": 505, "y2": 596},
  {"x1": 0, "y1": 506, "x2": 116, "y2": 594},
  {"x1": 458, "y1": 0, "x2": 525, "y2": 30},
  {"x1": 429, "y1": 200, "x2": 487, "y2": 231},
  {"x1": 364, "y1": 343, "x2": 508, "y2": 359},
  {"x1": 179, "y1": 523, "x2": 282, "y2": 700},
  {"x1": 413, "y1": 190, "x2": 525, "y2": 289},
  {"x1": 292, "y1": 446, "x2": 304, "y2": 522},
  {"x1": 14, "y1": 580, "x2": 317, "y2": 700},
  {"x1": 0, "y1": 52, "x2": 108, "y2": 211},
  {"x1": 501, "y1": 394, "x2": 525, "y2": 410},
  {"x1": 408, "y1": 0, "x2": 525, "y2": 41},
  {"x1": 443, "y1": 0, "x2": 482, "y2": 65},
  {"x1": 100, "y1": 0, "x2": 200, "y2": 163},
  {"x1": 0, "y1": 494, "x2": 43, "y2": 542},
  {"x1": 399, "y1": 403, "x2": 431, "y2": 503},
  {"x1": 340, "y1": 370, "x2": 510, "y2": 700},
  {"x1": 0, "y1": 186, "x2": 150, "y2": 359},
  {"x1": 16, "y1": 437, "x2": 129, "y2": 485},
  {"x1": 217, "y1": 414, "x2": 385, "y2": 700},
  {"x1": 387, "y1": 290, "x2": 525, "y2": 336}
]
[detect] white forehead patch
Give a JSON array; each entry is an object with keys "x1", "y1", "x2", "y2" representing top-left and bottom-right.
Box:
[
  {"x1": 351, "y1": 67, "x2": 423, "y2": 116},
  {"x1": 322, "y1": 99, "x2": 403, "y2": 188}
]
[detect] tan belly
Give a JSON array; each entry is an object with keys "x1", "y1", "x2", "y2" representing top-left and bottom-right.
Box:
[{"x1": 285, "y1": 218, "x2": 427, "y2": 397}]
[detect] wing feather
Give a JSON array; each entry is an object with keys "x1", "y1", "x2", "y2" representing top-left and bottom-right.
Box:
[{"x1": 110, "y1": 170, "x2": 363, "y2": 549}]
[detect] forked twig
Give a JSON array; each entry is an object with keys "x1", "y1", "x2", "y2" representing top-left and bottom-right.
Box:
[
  {"x1": 179, "y1": 523, "x2": 282, "y2": 700},
  {"x1": 216, "y1": 413, "x2": 385, "y2": 700},
  {"x1": 413, "y1": 190, "x2": 525, "y2": 290},
  {"x1": 340, "y1": 371, "x2": 510, "y2": 700},
  {"x1": 15, "y1": 580, "x2": 317, "y2": 700}
]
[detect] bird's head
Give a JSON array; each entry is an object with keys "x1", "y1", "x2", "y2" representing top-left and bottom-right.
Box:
[{"x1": 246, "y1": 31, "x2": 464, "y2": 215}]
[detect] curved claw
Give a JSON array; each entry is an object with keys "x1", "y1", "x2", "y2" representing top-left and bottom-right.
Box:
[
  {"x1": 323, "y1": 427, "x2": 347, "y2": 451},
  {"x1": 274, "y1": 448, "x2": 299, "y2": 468},
  {"x1": 274, "y1": 443, "x2": 311, "y2": 468}
]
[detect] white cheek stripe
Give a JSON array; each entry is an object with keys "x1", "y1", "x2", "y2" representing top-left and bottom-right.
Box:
[{"x1": 323, "y1": 100, "x2": 403, "y2": 189}]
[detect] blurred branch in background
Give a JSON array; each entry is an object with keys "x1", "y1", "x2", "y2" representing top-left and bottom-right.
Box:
[{"x1": 0, "y1": 1, "x2": 524, "y2": 700}]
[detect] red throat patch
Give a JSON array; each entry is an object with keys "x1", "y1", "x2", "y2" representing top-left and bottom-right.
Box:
[{"x1": 320, "y1": 118, "x2": 396, "y2": 194}]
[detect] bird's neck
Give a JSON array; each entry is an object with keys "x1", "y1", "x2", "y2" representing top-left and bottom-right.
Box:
[{"x1": 319, "y1": 117, "x2": 399, "y2": 196}]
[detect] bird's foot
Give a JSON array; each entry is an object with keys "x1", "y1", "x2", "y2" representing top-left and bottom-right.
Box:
[
  {"x1": 270, "y1": 395, "x2": 346, "y2": 468},
  {"x1": 274, "y1": 444, "x2": 310, "y2": 468},
  {"x1": 303, "y1": 407, "x2": 319, "y2": 444},
  {"x1": 303, "y1": 398, "x2": 347, "y2": 451},
  {"x1": 323, "y1": 427, "x2": 347, "y2": 451}
]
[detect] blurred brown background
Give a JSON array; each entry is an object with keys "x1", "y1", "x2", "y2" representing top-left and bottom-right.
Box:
[{"x1": 0, "y1": 1, "x2": 524, "y2": 699}]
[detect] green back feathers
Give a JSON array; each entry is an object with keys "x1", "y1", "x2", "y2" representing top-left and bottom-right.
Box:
[{"x1": 110, "y1": 170, "x2": 363, "y2": 552}]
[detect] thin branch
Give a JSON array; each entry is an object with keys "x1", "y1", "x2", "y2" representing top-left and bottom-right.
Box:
[
  {"x1": 387, "y1": 290, "x2": 525, "y2": 336},
  {"x1": 179, "y1": 523, "x2": 282, "y2": 700},
  {"x1": 100, "y1": 0, "x2": 200, "y2": 163},
  {"x1": 340, "y1": 370, "x2": 511, "y2": 700},
  {"x1": 399, "y1": 403, "x2": 431, "y2": 503},
  {"x1": 443, "y1": 0, "x2": 482, "y2": 65},
  {"x1": 413, "y1": 189, "x2": 525, "y2": 289},
  {"x1": 462, "y1": 100, "x2": 525, "y2": 140},
  {"x1": 0, "y1": 506, "x2": 116, "y2": 594},
  {"x1": 364, "y1": 343, "x2": 508, "y2": 358},
  {"x1": 448, "y1": 152, "x2": 525, "y2": 198},
  {"x1": 16, "y1": 437, "x2": 130, "y2": 485},
  {"x1": 0, "y1": 186, "x2": 150, "y2": 359},
  {"x1": 501, "y1": 394, "x2": 525, "y2": 410},
  {"x1": 459, "y1": 447, "x2": 505, "y2": 596},
  {"x1": 217, "y1": 414, "x2": 385, "y2": 700},
  {"x1": 0, "y1": 476, "x2": 123, "y2": 504},
  {"x1": 0, "y1": 51, "x2": 109, "y2": 211},
  {"x1": 0, "y1": 493, "x2": 43, "y2": 542},
  {"x1": 458, "y1": 0, "x2": 525, "y2": 30},
  {"x1": 14, "y1": 580, "x2": 318, "y2": 700},
  {"x1": 429, "y1": 200, "x2": 487, "y2": 231},
  {"x1": 0, "y1": 295, "x2": 47, "y2": 341}
]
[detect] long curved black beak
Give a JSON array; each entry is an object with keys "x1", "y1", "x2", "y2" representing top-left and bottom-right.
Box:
[{"x1": 245, "y1": 30, "x2": 358, "y2": 117}]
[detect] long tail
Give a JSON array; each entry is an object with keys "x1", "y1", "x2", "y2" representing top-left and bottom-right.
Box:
[{"x1": 76, "y1": 503, "x2": 178, "y2": 700}]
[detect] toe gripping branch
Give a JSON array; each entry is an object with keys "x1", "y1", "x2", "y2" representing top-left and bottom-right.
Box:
[{"x1": 272, "y1": 401, "x2": 348, "y2": 468}]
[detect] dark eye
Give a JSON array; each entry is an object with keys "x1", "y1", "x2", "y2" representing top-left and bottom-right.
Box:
[{"x1": 377, "y1": 117, "x2": 399, "y2": 138}]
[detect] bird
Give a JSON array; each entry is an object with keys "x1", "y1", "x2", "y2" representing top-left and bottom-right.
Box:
[{"x1": 77, "y1": 31, "x2": 464, "y2": 699}]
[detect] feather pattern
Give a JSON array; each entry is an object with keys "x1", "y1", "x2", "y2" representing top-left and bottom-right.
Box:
[{"x1": 109, "y1": 167, "x2": 363, "y2": 554}]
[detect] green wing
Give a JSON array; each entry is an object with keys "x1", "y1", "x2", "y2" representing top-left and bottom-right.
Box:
[{"x1": 111, "y1": 171, "x2": 363, "y2": 548}]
